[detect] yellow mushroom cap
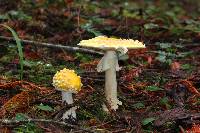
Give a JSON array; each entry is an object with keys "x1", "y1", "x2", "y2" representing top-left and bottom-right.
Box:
[
  {"x1": 78, "y1": 36, "x2": 145, "y2": 49},
  {"x1": 52, "y1": 68, "x2": 82, "y2": 93}
]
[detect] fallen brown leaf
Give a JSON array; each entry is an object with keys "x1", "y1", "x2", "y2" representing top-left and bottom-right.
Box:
[
  {"x1": 171, "y1": 61, "x2": 181, "y2": 71},
  {"x1": 181, "y1": 80, "x2": 200, "y2": 96}
]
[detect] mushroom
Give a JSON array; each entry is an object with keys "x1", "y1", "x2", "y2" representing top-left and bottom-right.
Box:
[
  {"x1": 53, "y1": 68, "x2": 82, "y2": 119},
  {"x1": 78, "y1": 36, "x2": 145, "y2": 111}
]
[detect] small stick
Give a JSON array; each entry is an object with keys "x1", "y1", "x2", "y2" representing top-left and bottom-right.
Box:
[
  {"x1": 179, "y1": 125, "x2": 186, "y2": 133},
  {"x1": 0, "y1": 118, "x2": 95, "y2": 133},
  {"x1": 0, "y1": 36, "x2": 103, "y2": 55}
]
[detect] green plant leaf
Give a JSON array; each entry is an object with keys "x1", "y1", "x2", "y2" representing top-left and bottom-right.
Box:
[
  {"x1": 23, "y1": 60, "x2": 36, "y2": 67},
  {"x1": 132, "y1": 102, "x2": 145, "y2": 109},
  {"x1": 15, "y1": 113, "x2": 29, "y2": 121},
  {"x1": 181, "y1": 64, "x2": 192, "y2": 70},
  {"x1": 170, "y1": 27, "x2": 185, "y2": 35},
  {"x1": 36, "y1": 103, "x2": 54, "y2": 112},
  {"x1": 144, "y1": 23, "x2": 159, "y2": 29},
  {"x1": 160, "y1": 97, "x2": 169, "y2": 105},
  {"x1": 0, "y1": 24, "x2": 24, "y2": 80},
  {"x1": 14, "y1": 122, "x2": 43, "y2": 133},
  {"x1": 8, "y1": 10, "x2": 32, "y2": 21},
  {"x1": 81, "y1": 23, "x2": 102, "y2": 36},
  {"x1": 177, "y1": 52, "x2": 193, "y2": 58},
  {"x1": 160, "y1": 97, "x2": 171, "y2": 109},
  {"x1": 0, "y1": 14, "x2": 9, "y2": 20},
  {"x1": 155, "y1": 54, "x2": 166, "y2": 62},
  {"x1": 142, "y1": 117, "x2": 156, "y2": 125},
  {"x1": 75, "y1": 52, "x2": 92, "y2": 63},
  {"x1": 146, "y1": 86, "x2": 163, "y2": 91},
  {"x1": 155, "y1": 42, "x2": 173, "y2": 49}
]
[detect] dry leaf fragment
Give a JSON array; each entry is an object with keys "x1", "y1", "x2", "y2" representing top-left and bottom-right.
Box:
[
  {"x1": 181, "y1": 80, "x2": 200, "y2": 96},
  {"x1": 186, "y1": 124, "x2": 200, "y2": 133},
  {"x1": 0, "y1": 81, "x2": 22, "y2": 90},
  {"x1": 0, "y1": 91, "x2": 35, "y2": 118},
  {"x1": 171, "y1": 61, "x2": 181, "y2": 71}
]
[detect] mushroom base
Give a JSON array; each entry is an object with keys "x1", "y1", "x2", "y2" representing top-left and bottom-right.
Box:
[{"x1": 61, "y1": 91, "x2": 77, "y2": 119}]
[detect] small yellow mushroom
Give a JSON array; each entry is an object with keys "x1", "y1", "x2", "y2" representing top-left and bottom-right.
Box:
[
  {"x1": 53, "y1": 68, "x2": 82, "y2": 92},
  {"x1": 53, "y1": 68, "x2": 82, "y2": 119}
]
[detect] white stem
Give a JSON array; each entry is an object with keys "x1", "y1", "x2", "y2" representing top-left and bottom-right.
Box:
[
  {"x1": 104, "y1": 50, "x2": 122, "y2": 111},
  {"x1": 61, "y1": 91, "x2": 77, "y2": 119},
  {"x1": 62, "y1": 91, "x2": 73, "y2": 104}
]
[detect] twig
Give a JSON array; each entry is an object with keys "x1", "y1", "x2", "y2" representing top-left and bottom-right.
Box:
[
  {"x1": 0, "y1": 36, "x2": 103, "y2": 55},
  {"x1": 0, "y1": 118, "x2": 95, "y2": 133},
  {"x1": 91, "y1": 120, "x2": 114, "y2": 128},
  {"x1": 179, "y1": 125, "x2": 186, "y2": 133}
]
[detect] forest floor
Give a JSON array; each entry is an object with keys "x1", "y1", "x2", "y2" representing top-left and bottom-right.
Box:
[{"x1": 0, "y1": 1, "x2": 199, "y2": 132}]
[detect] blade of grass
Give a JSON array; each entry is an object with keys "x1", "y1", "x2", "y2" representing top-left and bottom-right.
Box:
[{"x1": 0, "y1": 24, "x2": 24, "y2": 79}]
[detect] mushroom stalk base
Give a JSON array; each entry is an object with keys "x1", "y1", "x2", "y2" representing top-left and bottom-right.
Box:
[
  {"x1": 61, "y1": 91, "x2": 77, "y2": 119},
  {"x1": 103, "y1": 50, "x2": 122, "y2": 111}
]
